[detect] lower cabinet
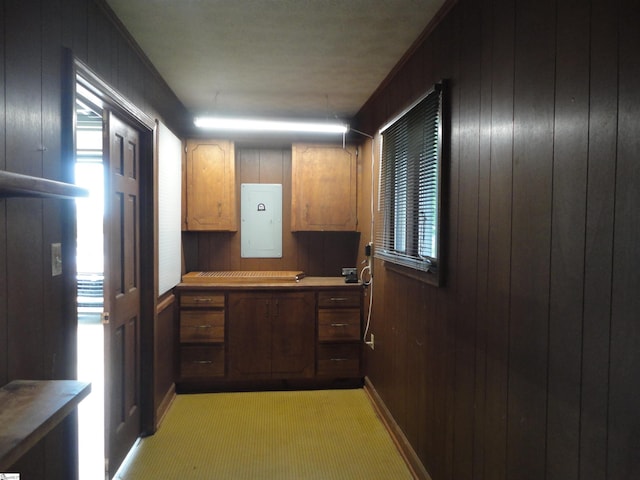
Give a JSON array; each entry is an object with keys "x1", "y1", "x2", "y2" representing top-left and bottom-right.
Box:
[
  {"x1": 179, "y1": 292, "x2": 226, "y2": 380},
  {"x1": 177, "y1": 282, "x2": 363, "y2": 389},
  {"x1": 227, "y1": 291, "x2": 315, "y2": 379},
  {"x1": 180, "y1": 345, "x2": 225, "y2": 378},
  {"x1": 316, "y1": 290, "x2": 363, "y2": 378}
]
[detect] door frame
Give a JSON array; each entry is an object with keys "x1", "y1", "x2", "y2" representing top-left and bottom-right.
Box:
[{"x1": 64, "y1": 52, "x2": 157, "y2": 439}]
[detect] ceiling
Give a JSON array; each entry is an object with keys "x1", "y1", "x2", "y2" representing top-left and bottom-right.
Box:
[{"x1": 106, "y1": 0, "x2": 446, "y2": 127}]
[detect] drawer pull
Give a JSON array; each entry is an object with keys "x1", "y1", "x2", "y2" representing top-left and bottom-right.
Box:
[
  {"x1": 193, "y1": 325, "x2": 212, "y2": 329},
  {"x1": 193, "y1": 297, "x2": 214, "y2": 303},
  {"x1": 192, "y1": 360, "x2": 213, "y2": 364},
  {"x1": 330, "y1": 323, "x2": 349, "y2": 327},
  {"x1": 329, "y1": 297, "x2": 349, "y2": 302},
  {"x1": 330, "y1": 358, "x2": 348, "y2": 362}
]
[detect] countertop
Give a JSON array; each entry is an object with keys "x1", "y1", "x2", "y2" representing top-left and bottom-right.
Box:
[{"x1": 177, "y1": 274, "x2": 363, "y2": 291}]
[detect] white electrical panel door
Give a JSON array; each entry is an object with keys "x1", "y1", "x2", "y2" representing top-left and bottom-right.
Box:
[{"x1": 241, "y1": 183, "x2": 282, "y2": 258}]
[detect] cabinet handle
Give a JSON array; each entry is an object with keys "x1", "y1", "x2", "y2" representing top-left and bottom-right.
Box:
[
  {"x1": 192, "y1": 297, "x2": 214, "y2": 303},
  {"x1": 330, "y1": 323, "x2": 349, "y2": 327},
  {"x1": 329, "y1": 297, "x2": 349, "y2": 302},
  {"x1": 193, "y1": 325, "x2": 212, "y2": 329},
  {"x1": 192, "y1": 360, "x2": 213, "y2": 364},
  {"x1": 274, "y1": 299, "x2": 279, "y2": 317},
  {"x1": 330, "y1": 358, "x2": 348, "y2": 362}
]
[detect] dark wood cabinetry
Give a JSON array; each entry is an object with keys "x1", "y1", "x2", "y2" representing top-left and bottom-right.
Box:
[
  {"x1": 316, "y1": 290, "x2": 362, "y2": 378},
  {"x1": 176, "y1": 277, "x2": 363, "y2": 391},
  {"x1": 184, "y1": 139, "x2": 237, "y2": 231},
  {"x1": 227, "y1": 291, "x2": 315, "y2": 379},
  {"x1": 179, "y1": 292, "x2": 226, "y2": 379},
  {"x1": 291, "y1": 144, "x2": 358, "y2": 231}
]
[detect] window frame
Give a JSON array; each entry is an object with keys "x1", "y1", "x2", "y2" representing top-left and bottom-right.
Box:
[{"x1": 375, "y1": 82, "x2": 446, "y2": 286}]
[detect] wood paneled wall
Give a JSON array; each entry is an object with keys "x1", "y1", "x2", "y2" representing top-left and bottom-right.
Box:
[
  {"x1": 355, "y1": 0, "x2": 640, "y2": 479},
  {"x1": 0, "y1": 0, "x2": 189, "y2": 477},
  {"x1": 183, "y1": 146, "x2": 361, "y2": 276}
]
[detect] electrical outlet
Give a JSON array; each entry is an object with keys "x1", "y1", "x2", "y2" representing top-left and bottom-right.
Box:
[{"x1": 51, "y1": 243, "x2": 62, "y2": 276}]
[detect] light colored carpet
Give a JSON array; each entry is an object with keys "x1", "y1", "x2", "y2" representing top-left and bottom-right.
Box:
[{"x1": 115, "y1": 389, "x2": 413, "y2": 479}]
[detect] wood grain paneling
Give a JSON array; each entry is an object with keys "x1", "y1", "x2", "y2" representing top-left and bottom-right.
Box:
[
  {"x1": 579, "y1": 1, "x2": 618, "y2": 478},
  {"x1": 354, "y1": 0, "x2": 639, "y2": 479},
  {"x1": 509, "y1": 0, "x2": 556, "y2": 477},
  {"x1": 453, "y1": 0, "x2": 481, "y2": 478},
  {"x1": 0, "y1": 0, "x2": 189, "y2": 476},
  {"x1": 483, "y1": 0, "x2": 514, "y2": 478},
  {"x1": 0, "y1": 0, "x2": 7, "y2": 386},
  {"x1": 473, "y1": 0, "x2": 493, "y2": 477},
  {"x1": 609, "y1": 1, "x2": 640, "y2": 479},
  {"x1": 6, "y1": 0, "x2": 45, "y2": 381},
  {"x1": 546, "y1": 1, "x2": 590, "y2": 478}
]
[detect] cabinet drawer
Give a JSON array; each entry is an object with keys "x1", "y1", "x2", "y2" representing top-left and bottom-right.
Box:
[
  {"x1": 180, "y1": 345, "x2": 225, "y2": 378},
  {"x1": 318, "y1": 309, "x2": 361, "y2": 341},
  {"x1": 180, "y1": 310, "x2": 225, "y2": 343},
  {"x1": 318, "y1": 291, "x2": 361, "y2": 308},
  {"x1": 181, "y1": 292, "x2": 225, "y2": 308},
  {"x1": 317, "y1": 344, "x2": 361, "y2": 377}
]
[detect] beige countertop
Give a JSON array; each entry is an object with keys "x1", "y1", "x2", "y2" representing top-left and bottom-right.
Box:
[{"x1": 177, "y1": 273, "x2": 362, "y2": 290}]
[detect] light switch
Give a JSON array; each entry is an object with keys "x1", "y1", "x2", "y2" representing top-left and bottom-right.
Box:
[{"x1": 51, "y1": 243, "x2": 62, "y2": 276}]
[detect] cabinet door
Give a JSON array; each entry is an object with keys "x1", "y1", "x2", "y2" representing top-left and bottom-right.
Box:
[
  {"x1": 227, "y1": 293, "x2": 272, "y2": 378},
  {"x1": 291, "y1": 144, "x2": 357, "y2": 231},
  {"x1": 185, "y1": 139, "x2": 237, "y2": 231},
  {"x1": 271, "y1": 292, "x2": 315, "y2": 378}
]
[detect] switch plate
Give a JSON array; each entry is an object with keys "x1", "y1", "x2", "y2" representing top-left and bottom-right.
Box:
[{"x1": 51, "y1": 243, "x2": 62, "y2": 276}]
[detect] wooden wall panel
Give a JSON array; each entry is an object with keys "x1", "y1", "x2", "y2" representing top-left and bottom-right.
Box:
[
  {"x1": 42, "y1": 0, "x2": 70, "y2": 386},
  {"x1": 472, "y1": 0, "x2": 494, "y2": 477},
  {"x1": 354, "y1": 0, "x2": 639, "y2": 479},
  {"x1": 5, "y1": 0, "x2": 46, "y2": 381},
  {"x1": 546, "y1": 1, "x2": 590, "y2": 478},
  {"x1": 155, "y1": 294, "x2": 176, "y2": 423},
  {"x1": 483, "y1": 0, "x2": 514, "y2": 478},
  {"x1": 508, "y1": 0, "x2": 556, "y2": 478},
  {"x1": 0, "y1": 0, "x2": 7, "y2": 386},
  {"x1": 88, "y1": 0, "x2": 117, "y2": 86},
  {"x1": 453, "y1": 1, "x2": 481, "y2": 478},
  {"x1": 609, "y1": 0, "x2": 640, "y2": 478},
  {"x1": 579, "y1": 0, "x2": 618, "y2": 478}
]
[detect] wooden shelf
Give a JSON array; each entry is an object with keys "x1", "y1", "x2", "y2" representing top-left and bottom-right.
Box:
[
  {"x1": 0, "y1": 380, "x2": 91, "y2": 470},
  {"x1": 0, "y1": 170, "x2": 88, "y2": 199}
]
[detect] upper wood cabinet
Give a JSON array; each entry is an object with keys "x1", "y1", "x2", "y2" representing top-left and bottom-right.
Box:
[
  {"x1": 184, "y1": 139, "x2": 237, "y2": 231},
  {"x1": 291, "y1": 144, "x2": 358, "y2": 231}
]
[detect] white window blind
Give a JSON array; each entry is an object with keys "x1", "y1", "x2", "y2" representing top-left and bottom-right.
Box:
[{"x1": 376, "y1": 83, "x2": 443, "y2": 274}]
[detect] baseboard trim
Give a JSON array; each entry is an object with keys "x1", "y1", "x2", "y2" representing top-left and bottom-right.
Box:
[
  {"x1": 156, "y1": 384, "x2": 176, "y2": 429},
  {"x1": 363, "y1": 377, "x2": 433, "y2": 480}
]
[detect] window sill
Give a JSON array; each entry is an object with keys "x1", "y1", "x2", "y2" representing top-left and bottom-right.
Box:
[{"x1": 382, "y1": 260, "x2": 442, "y2": 287}]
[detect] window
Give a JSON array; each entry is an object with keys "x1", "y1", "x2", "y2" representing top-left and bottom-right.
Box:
[{"x1": 376, "y1": 83, "x2": 444, "y2": 282}]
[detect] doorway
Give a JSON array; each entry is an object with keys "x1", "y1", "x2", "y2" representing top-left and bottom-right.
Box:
[
  {"x1": 71, "y1": 61, "x2": 156, "y2": 478},
  {"x1": 75, "y1": 89, "x2": 105, "y2": 480}
]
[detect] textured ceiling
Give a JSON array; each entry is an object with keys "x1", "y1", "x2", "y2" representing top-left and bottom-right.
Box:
[{"x1": 106, "y1": 0, "x2": 445, "y2": 124}]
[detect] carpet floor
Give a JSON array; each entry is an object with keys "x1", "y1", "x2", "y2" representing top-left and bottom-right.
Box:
[{"x1": 114, "y1": 389, "x2": 413, "y2": 479}]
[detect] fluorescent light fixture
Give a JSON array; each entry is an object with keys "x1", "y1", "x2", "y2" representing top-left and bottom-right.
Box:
[{"x1": 194, "y1": 116, "x2": 348, "y2": 134}]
